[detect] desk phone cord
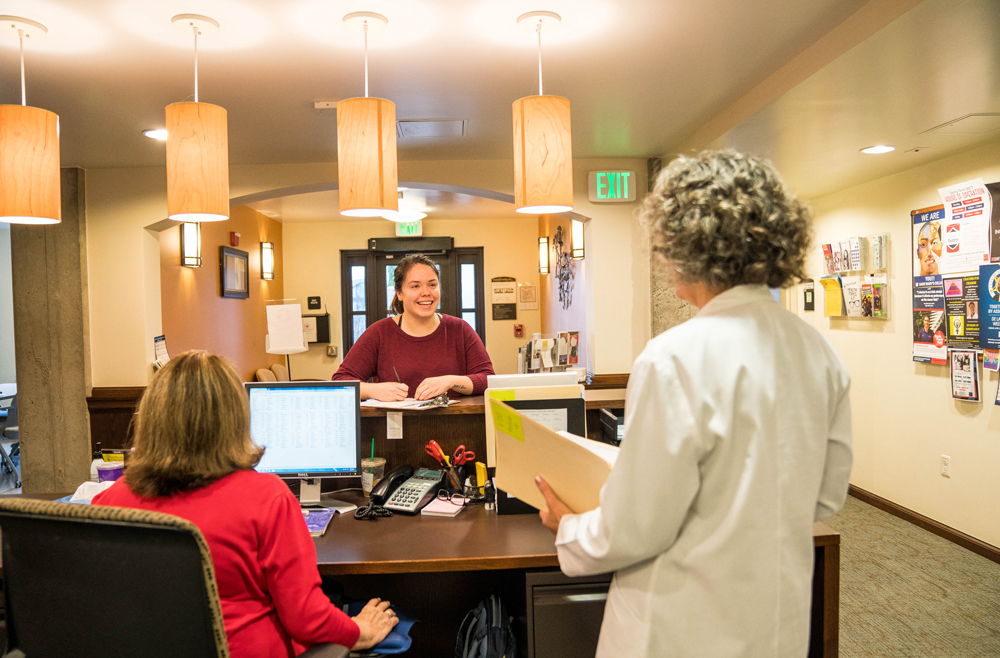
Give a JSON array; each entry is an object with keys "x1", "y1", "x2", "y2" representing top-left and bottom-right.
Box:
[{"x1": 354, "y1": 499, "x2": 393, "y2": 520}]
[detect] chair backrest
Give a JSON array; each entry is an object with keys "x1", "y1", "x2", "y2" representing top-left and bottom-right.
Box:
[
  {"x1": 270, "y1": 363, "x2": 289, "y2": 381},
  {"x1": 255, "y1": 368, "x2": 277, "y2": 382},
  {"x1": 0, "y1": 498, "x2": 230, "y2": 658}
]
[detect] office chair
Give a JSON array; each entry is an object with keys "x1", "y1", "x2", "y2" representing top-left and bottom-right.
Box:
[{"x1": 0, "y1": 499, "x2": 348, "y2": 658}]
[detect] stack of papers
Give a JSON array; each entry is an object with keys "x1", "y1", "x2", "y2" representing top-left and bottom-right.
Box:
[
  {"x1": 302, "y1": 508, "x2": 335, "y2": 537},
  {"x1": 420, "y1": 498, "x2": 464, "y2": 517}
]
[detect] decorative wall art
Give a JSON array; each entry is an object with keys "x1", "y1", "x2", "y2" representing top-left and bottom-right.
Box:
[{"x1": 553, "y1": 225, "x2": 575, "y2": 310}]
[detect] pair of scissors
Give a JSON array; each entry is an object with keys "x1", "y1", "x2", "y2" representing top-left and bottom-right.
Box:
[
  {"x1": 452, "y1": 445, "x2": 475, "y2": 466},
  {"x1": 425, "y1": 440, "x2": 450, "y2": 468}
]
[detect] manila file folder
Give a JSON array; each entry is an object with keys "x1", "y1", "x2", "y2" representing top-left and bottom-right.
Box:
[{"x1": 490, "y1": 400, "x2": 618, "y2": 514}]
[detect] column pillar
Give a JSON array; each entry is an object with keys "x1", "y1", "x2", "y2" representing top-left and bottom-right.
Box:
[{"x1": 10, "y1": 167, "x2": 92, "y2": 492}]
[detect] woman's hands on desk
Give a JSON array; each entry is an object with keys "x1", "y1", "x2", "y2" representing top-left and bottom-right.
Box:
[
  {"x1": 536, "y1": 477, "x2": 572, "y2": 535},
  {"x1": 351, "y1": 597, "x2": 398, "y2": 650},
  {"x1": 363, "y1": 382, "x2": 409, "y2": 402},
  {"x1": 414, "y1": 375, "x2": 473, "y2": 400}
]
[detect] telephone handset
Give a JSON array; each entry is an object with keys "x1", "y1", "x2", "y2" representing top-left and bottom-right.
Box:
[{"x1": 370, "y1": 464, "x2": 414, "y2": 505}]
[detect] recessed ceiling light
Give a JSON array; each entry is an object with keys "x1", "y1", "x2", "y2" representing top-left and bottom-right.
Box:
[
  {"x1": 861, "y1": 145, "x2": 895, "y2": 154},
  {"x1": 144, "y1": 129, "x2": 168, "y2": 140}
]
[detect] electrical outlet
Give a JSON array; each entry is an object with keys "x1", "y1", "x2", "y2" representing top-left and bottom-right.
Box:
[
  {"x1": 941, "y1": 454, "x2": 951, "y2": 478},
  {"x1": 326, "y1": 345, "x2": 338, "y2": 358}
]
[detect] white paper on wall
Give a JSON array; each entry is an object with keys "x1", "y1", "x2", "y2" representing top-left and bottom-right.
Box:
[{"x1": 266, "y1": 304, "x2": 308, "y2": 354}]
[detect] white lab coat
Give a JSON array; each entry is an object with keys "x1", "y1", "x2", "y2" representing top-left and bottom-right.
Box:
[{"x1": 556, "y1": 285, "x2": 852, "y2": 657}]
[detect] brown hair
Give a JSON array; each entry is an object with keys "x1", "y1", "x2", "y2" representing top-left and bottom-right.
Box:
[
  {"x1": 124, "y1": 351, "x2": 263, "y2": 498},
  {"x1": 642, "y1": 150, "x2": 813, "y2": 289},
  {"x1": 390, "y1": 253, "x2": 439, "y2": 316}
]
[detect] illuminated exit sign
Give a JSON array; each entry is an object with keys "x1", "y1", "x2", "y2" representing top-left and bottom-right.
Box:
[
  {"x1": 394, "y1": 220, "x2": 423, "y2": 236},
  {"x1": 588, "y1": 171, "x2": 636, "y2": 203}
]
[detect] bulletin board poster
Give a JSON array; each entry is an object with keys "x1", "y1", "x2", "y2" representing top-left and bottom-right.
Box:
[
  {"x1": 949, "y1": 349, "x2": 980, "y2": 402},
  {"x1": 912, "y1": 206, "x2": 945, "y2": 277},
  {"x1": 943, "y1": 275, "x2": 980, "y2": 350},
  {"x1": 937, "y1": 178, "x2": 992, "y2": 274},
  {"x1": 978, "y1": 264, "x2": 1000, "y2": 349},
  {"x1": 988, "y1": 183, "x2": 1000, "y2": 262},
  {"x1": 913, "y1": 275, "x2": 947, "y2": 364}
]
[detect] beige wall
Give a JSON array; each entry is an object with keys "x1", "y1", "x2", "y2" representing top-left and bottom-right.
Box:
[
  {"x1": 159, "y1": 206, "x2": 284, "y2": 382},
  {"x1": 0, "y1": 225, "x2": 14, "y2": 383},
  {"x1": 282, "y1": 216, "x2": 541, "y2": 379},
  {"x1": 538, "y1": 214, "x2": 588, "y2": 368},
  {"x1": 798, "y1": 137, "x2": 1000, "y2": 547},
  {"x1": 85, "y1": 158, "x2": 650, "y2": 386}
]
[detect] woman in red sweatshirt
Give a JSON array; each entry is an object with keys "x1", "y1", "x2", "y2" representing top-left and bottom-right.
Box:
[
  {"x1": 94, "y1": 351, "x2": 397, "y2": 657},
  {"x1": 333, "y1": 253, "x2": 495, "y2": 402}
]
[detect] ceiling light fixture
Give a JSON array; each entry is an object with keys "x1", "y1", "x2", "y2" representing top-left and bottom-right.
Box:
[
  {"x1": 513, "y1": 11, "x2": 573, "y2": 215},
  {"x1": 0, "y1": 16, "x2": 60, "y2": 225},
  {"x1": 143, "y1": 129, "x2": 168, "y2": 140},
  {"x1": 338, "y1": 12, "x2": 399, "y2": 219},
  {"x1": 860, "y1": 145, "x2": 895, "y2": 154},
  {"x1": 165, "y1": 14, "x2": 229, "y2": 222}
]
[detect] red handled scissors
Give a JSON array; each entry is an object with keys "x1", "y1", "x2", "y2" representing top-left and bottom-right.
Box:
[
  {"x1": 425, "y1": 440, "x2": 450, "y2": 468},
  {"x1": 452, "y1": 445, "x2": 475, "y2": 466}
]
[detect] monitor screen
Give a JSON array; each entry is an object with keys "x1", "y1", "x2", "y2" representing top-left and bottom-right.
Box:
[{"x1": 246, "y1": 381, "x2": 361, "y2": 478}]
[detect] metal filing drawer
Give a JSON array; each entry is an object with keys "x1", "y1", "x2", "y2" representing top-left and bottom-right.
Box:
[{"x1": 525, "y1": 571, "x2": 613, "y2": 658}]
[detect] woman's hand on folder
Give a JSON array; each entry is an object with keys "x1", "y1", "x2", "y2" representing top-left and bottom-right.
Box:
[
  {"x1": 535, "y1": 476, "x2": 571, "y2": 535},
  {"x1": 351, "y1": 598, "x2": 399, "y2": 650}
]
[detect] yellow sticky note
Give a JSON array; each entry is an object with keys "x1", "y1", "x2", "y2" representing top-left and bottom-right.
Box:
[
  {"x1": 489, "y1": 390, "x2": 515, "y2": 402},
  {"x1": 490, "y1": 400, "x2": 524, "y2": 442}
]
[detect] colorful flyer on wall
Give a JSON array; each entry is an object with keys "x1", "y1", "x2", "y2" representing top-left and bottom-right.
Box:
[
  {"x1": 979, "y1": 264, "x2": 1000, "y2": 349},
  {"x1": 839, "y1": 241, "x2": 851, "y2": 272},
  {"x1": 822, "y1": 244, "x2": 834, "y2": 275},
  {"x1": 943, "y1": 275, "x2": 980, "y2": 350},
  {"x1": 984, "y1": 348, "x2": 999, "y2": 371},
  {"x1": 937, "y1": 178, "x2": 992, "y2": 274},
  {"x1": 841, "y1": 276, "x2": 862, "y2": 317},
  {"x1": 913, "y1": 275, "x2": 947, "y2": 364},
  {"x1": 950, "y1": 349, "x2": 980, "y2": 401},
  {"x1": 912, "y1": 205, "x2": 946, "y2": 278},
  {"x1": 988, "y1": 183, "x2": 1000, "y2": 262},
  {"x1": 860, "y1": 281, "x2": 873, "y2": 317},
  {"x1": 819, "y1": 276, "x2": 844, "y2": 316},
  {"x1": 871, "y1": 273, "x2": 889, "y2": 319}
]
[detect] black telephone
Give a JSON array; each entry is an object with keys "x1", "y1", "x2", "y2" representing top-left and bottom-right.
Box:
[{"x1": 370, "y1": 464, "x2": 414, "y2": 505}]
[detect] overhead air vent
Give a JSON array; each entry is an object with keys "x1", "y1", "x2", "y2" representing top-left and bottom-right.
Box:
[
  {"x1": 397, "y1": 119, "x2": 468, "y2": 139},
  {"x1": 920, "y1": 113, "x2": 1000, "y2": 135}
]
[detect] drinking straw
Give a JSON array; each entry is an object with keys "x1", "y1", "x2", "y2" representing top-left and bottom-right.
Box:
[{"x1": 370, "y1": 438, "x2": 375, "y2": 460}]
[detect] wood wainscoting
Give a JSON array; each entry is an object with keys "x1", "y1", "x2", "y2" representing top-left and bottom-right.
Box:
[{"x1": 87, "y1": 387, "x2": 144, "y2": 451}]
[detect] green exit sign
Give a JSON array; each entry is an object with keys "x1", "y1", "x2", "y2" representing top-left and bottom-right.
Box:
[
  {"x1": 394, "y1": 220, "x2": 423, "y2": 237},
  {"x1": 588, "y1": 171, "x2": 637, "y2": 203}
]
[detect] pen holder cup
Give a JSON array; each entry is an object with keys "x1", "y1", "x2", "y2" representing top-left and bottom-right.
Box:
[{"x1": 361, "y1": 458, "x2": 386, "y2": 497}]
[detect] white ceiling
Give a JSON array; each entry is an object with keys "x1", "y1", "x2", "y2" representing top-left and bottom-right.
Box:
[
  {"x1": 712, "y1": 0, "x2": 1000, "y2": 199},
  {"x1": 1, "y1": 0, "x2": 868, "y2": 169}
]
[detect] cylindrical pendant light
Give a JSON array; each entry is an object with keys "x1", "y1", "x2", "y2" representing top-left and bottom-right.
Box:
[
  {"x1": 0, "y1": 17, "x2": 60, "y2": 225},
  {"x1": 513, "y1": 12, "x2": 573, "y2": 214},
  {"x1": 166, "y1": 15, "x2": 229, "y2": 222},
  {"x1": 338, "y1": 12, "x2": 398, "y2": 218}
]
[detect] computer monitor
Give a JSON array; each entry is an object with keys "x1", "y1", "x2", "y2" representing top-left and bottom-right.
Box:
[{"x1": 245, "y1": 381, "x2": 361, "y2": 509}]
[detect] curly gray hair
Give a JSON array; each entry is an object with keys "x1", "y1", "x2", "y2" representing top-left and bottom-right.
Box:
[{"x1": 642, "y1": 150, "x2": 812, "y2": 289}]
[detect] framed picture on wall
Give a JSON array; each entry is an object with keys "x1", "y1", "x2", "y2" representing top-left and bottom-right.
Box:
[{"x1": 220, "y1": 246, "x2": 249, "y2": 299}]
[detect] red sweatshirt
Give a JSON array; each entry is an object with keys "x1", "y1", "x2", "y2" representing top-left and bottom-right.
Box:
[
  {"x1": 93, "y1": 470, "x2": 359, "y2": 657},
  {"x1": 332, "y1": 314, "x2": 495, "y2": 397}
]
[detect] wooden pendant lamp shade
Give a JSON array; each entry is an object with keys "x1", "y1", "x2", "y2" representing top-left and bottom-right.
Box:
[
  {"x1": 512, "y1": 95, "x2": 573, "y2": 214},
  {"x1": 166, "y1": 101, "x2": 230, "y2": 222},
  {"x1": 0, "y1": 105, "x2": 61, "y2": 224},
  {"x1": 337, "y1": 97, "x2": 398, "y2": 217}
]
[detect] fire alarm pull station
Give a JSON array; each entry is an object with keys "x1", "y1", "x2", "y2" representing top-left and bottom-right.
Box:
[
  {"x1": 514, "y1": 324, "x2": 524, "y2": 338},
  {"x1": 230, "y1": 232, "x2": 240, "y2": 246}
]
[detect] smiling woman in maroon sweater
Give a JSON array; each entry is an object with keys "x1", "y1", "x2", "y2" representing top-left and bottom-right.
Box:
[{"x1": 332, "y1": 254, "x2": 495, "y2": 401}]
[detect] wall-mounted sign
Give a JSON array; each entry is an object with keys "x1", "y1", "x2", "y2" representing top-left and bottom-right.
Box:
[
  {"x1": 588, "y1": 171, "x2": 636, "y2": 203},
  {"x1": 492, "y1": 276, "x2": 517, "y2": 321},
  {"x1": 395, "y1": 220, "x2": 423, "y2": 237}
]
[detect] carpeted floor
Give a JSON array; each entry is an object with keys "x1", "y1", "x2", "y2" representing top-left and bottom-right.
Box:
[{"x1": 823, "y1": 496, "x2": 1000, "y2": 657}]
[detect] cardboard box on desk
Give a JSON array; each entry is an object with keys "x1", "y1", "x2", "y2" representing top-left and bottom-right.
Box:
[{"x1": 490, "y1": 400, "x2": 618, "y2": 514}]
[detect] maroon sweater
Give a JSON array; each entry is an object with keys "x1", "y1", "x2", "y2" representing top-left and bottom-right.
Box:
[{"x1": 332, "y1": 315, "x2": 495, "y2": 397}]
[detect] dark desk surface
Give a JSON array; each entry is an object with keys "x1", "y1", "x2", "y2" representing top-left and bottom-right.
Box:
[{"x1": 313, "y1": 492, "x2": 839, "y2": 575}]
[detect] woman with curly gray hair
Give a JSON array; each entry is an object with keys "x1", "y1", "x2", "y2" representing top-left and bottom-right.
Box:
[{"x1": 536, "y1": 151, "x2": 853, "y2": 657}]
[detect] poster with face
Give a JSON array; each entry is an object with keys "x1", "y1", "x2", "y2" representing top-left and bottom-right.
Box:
[
  {"x1": 944, "y1": 275, "x2": 980, "y2": 350},
  {"x1": 950, "y1": 349, "x2": 980, "y2": 402},
  {"x1": 913, "y1": 275, "x2": 947, "y2": 364},
  {"x1": 912, "y1": 206, "x2": 945, "y2": 277}
]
